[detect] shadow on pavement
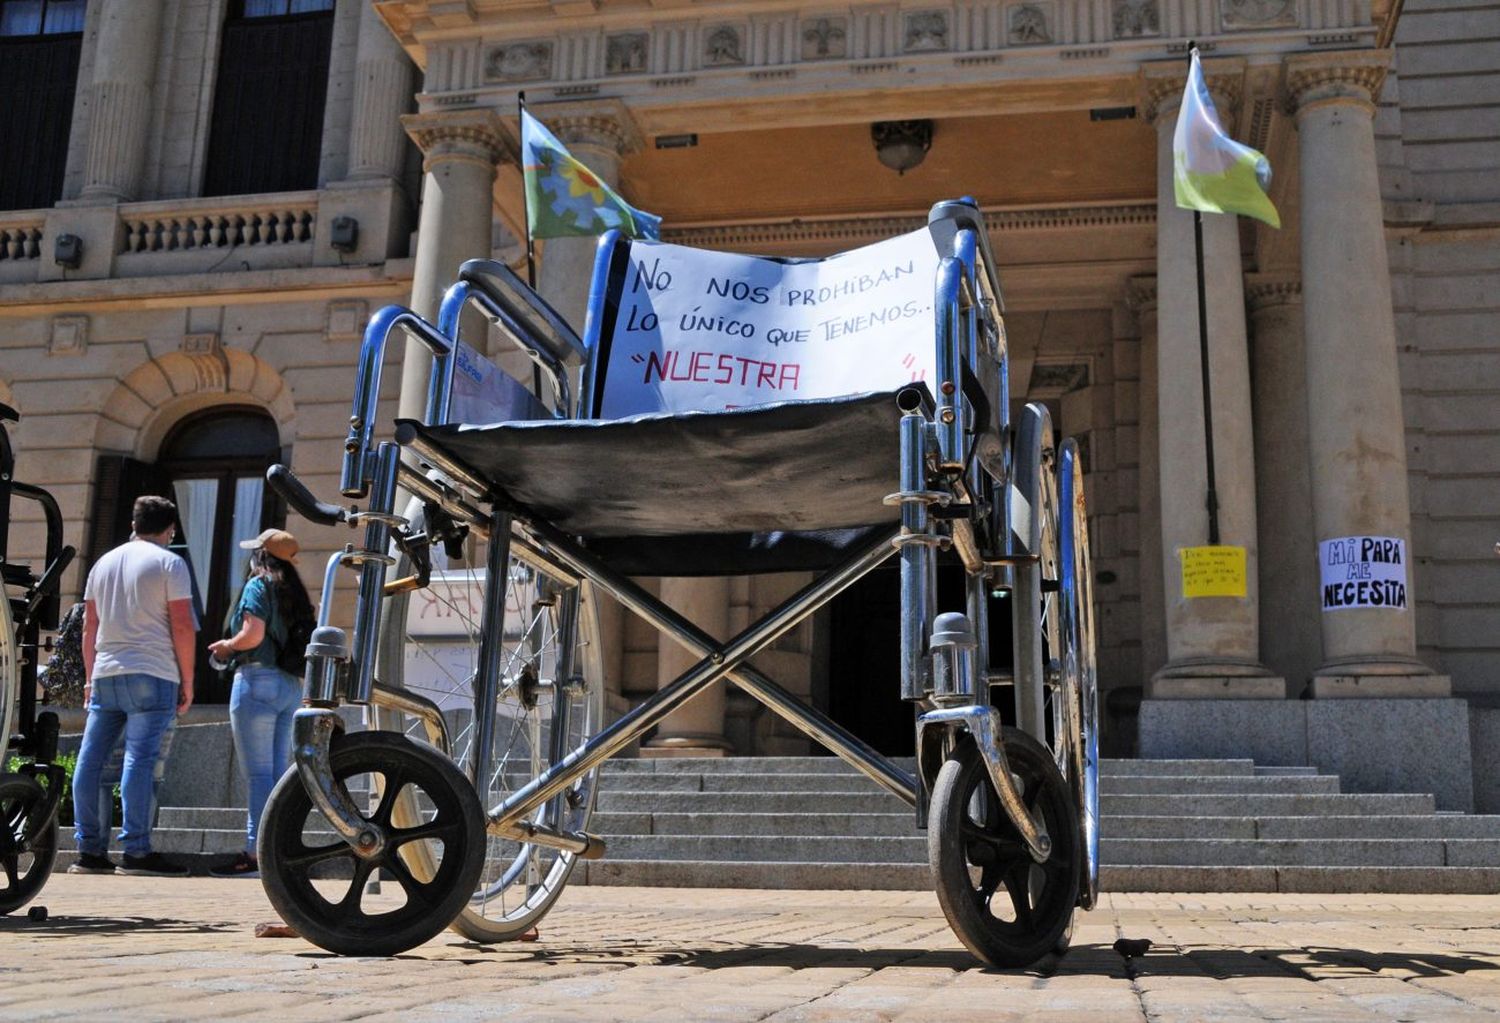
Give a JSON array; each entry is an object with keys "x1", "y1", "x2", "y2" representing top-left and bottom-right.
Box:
[
  {"x1": 0, "y1": 914, "x2": 239, "y2": 937},
  {"x1": 1104, "y1": 944, "x2": 1500, "y2": 980}
]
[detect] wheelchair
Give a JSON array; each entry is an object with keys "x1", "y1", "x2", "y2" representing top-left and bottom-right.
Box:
[
  {"x1": 0, "y1": 405, "x2": 76, "y2": 916},
  {"x1": 258, "y1": 197, "x2": 1100, "y2": 968}
]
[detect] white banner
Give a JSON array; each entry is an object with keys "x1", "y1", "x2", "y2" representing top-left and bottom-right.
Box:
[
  {"x1": 600, "y1": 229, "x2": 941, "y2": 417},
  {"x1": 1319, "y1": 536, "x2": 1408, "y2": 611}
]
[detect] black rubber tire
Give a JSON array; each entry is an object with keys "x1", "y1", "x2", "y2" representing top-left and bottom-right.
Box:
[
  {"x1": 258, "y1": 731, "x2": 486, "y2": 956},
  {"x1": 0, "y1": 773, "x2": 57, "y2": 916},
  {"x1": 928, "y1": 728, "x2": 1081, "y2": 969}
]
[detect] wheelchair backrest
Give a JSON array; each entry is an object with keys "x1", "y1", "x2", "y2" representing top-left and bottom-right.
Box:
[{"x1": 581, "y1": 229, "x2": 946, "y2": 419}]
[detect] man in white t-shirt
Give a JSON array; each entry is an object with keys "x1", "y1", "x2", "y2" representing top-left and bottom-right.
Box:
[{"x1": 68, "y1": 495, "x2": 198, "y2": 877}]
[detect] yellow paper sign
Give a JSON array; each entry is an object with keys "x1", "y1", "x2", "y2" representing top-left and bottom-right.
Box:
[{"x1": 1180, "y1": 545, "x2": 1247, "y2": 598}]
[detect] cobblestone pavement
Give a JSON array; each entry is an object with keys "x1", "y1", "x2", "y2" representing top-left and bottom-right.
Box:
[{"x1": 4, "y1": 877, "x2": 1500, "y2": 1022}]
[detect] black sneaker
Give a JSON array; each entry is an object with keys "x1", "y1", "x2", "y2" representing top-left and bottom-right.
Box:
[
  {"x1": 117, "y1": 852, "x2": 189, "y2": 877},
  {"x1": 209, "y1": 852, "x2": 259, "y2": 878},
  {"x1": 67, "y1": 853, "x2": 118, "y2": 875}
]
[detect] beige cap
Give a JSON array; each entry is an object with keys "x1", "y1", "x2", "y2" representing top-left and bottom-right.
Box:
[{"x1": 240, "y1": 527, "x2": 300, "y2": 564}]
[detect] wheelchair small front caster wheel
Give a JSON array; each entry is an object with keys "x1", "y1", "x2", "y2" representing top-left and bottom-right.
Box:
[
  {"x1": 0, "y1": 773, "x2": 58, "y2": 917},
  {"x1": 928, "y1": 727, "x2": 1080, "y2": 969},
  {"x1": 258, "y1": 731, "x2": 485, "y2": 956}
]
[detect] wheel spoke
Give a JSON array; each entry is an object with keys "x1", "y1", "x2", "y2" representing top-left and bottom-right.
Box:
[
  {"x1": 336, "y1": 858, "x2": 377, "y2": 913},
  {"x1": 283, "y1": 840, "x2": 354, "y2": 873},
  {"x1": 1002, "y1": 861, "x2": 1035, "y2": 929},
  {"x1": 371, "y1": 773, "x2": 407, "y2": 829},
  {"x1": 1, "y1": 851, "x2": 19, "y2": 890},
  {"x1": 388, "y1": 819, "x2": 462, "y2": 850},
  {"x1": 384, "y1": 851, "x2": 435, "y2": 907}
]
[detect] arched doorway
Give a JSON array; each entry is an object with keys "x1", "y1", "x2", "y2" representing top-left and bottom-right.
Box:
[{"x1": 87, "y1": 405, "x2": 284, "y2": 703}]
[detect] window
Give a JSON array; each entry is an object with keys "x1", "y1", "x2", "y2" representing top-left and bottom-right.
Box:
[
  {"x1": 0, "y1": 0, "x2": 83, "y2": 211},
  {"x1": 201, "y1": 0, "x2": 334, "y2": 197}
]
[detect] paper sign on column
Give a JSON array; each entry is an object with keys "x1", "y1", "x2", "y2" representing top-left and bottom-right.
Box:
[
  {"x1": 1180, "y1": 545, "x2": 1247, "y2": 598},
  {"x1": 1320, "y1": 536, "x2": 1408, "y2": 611},
  {"x1": 600, "y1": 229, "x2": 941, "y2": 418}
]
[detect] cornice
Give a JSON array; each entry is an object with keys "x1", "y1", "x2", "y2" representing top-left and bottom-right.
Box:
[
  {"x1": 1244, "y1": 274, "x2": 1302, "y2": 309},
  {"x1": 401, "y1": 108, "x2": 513, "y2": 166},
  {"x1": 1283, "y1": 49, "x2": 1390, "y2": 116},
  {"x1": 662, "y1": 203, "x2": 1156, "y2": 249}
]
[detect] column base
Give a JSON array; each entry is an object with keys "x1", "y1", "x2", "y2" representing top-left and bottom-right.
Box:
[
  {"x1": 641, "y1": 734, "x2": 735, "y2": 758},
  {"x1": 1149, "y1": 661, "x2": 1285, "y2": 700},
  {"x1": 1308, "y1": 673, "x2": 1452, "y2": 699}
]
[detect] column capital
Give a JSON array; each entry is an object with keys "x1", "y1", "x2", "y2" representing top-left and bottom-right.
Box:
[
  {"x1": 1244, "y1": 274, "x2": 1302, "y2": 311},
  {"x1": 1284, "y1": 50, "x2": 1391, "y2": 118},
  {"x1": 526, "y1": 97, "x2": 645, "y2": 157},
  {"x1": 401, "y1": 108, "x2": 513, "y2": 170},
  {"x1": 1140, "y1": 58, "x2": 1246, "y2": 128},
  {"x1": 1126, "y1": 274, "x2": 1158, "y2": 314}
]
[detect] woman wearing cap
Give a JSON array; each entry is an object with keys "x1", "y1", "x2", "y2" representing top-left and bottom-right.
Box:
[{"x1": 206, "y1": 528, "x2": 314, "y2": 878}]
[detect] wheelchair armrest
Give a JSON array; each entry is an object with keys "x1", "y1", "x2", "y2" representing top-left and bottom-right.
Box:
[
  {"x1": 457, "y1": 259, "x2": 587, "y2": 369},
  {"x1": 928, "y1": 199, "x2": 1004, "y2": 312}
]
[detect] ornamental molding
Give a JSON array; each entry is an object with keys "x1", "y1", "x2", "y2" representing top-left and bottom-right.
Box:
[
  {"x1": 1283, "y1": 50, "x2": 1391, "y2": 114},
  {"x1": 1244, "y1": 274, "x2": 1302, "y2": 309},
  {"x1": 663, "y1": 203, "x2": 1156, "y2": 250},
  {"x1": 400, "y1": 109, "x2": 512, "y2": 166},
  {"x1": 1140, "y1": 59, "x2": 1246, "y2": 125},
  {"x1": 528, "y1": 97, "x2": 646, "y2": 156}
]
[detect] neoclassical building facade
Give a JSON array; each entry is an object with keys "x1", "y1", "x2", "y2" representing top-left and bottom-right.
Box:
[{"x1": 0, "y1": 0, "x2": 1494, "y2": 799}]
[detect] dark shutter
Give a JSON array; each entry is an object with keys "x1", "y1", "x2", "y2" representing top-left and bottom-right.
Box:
[
  {"x1": 86, "y1": 455, "x2": 173, "y2": 574},
  {"x1": 0, "y1": 31, "x2": 82, "y2": 211},
  {"x1": 201, "y1": 8, "x2": 334, "y2": 197}
]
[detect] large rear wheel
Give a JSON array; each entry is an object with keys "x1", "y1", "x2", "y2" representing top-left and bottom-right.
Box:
[
  {"x1": 1058, "y1": 438, "x2": 1100, "y2": 908},
  {"x1": 373, "y1": 499, "x2": 605, "y2": 943}
]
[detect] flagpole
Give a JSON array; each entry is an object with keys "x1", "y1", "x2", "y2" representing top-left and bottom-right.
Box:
[
  {"x1": 518, "y1": 91, "x2": 537, "y2": 291},
  {"x1": 1185, "y1": 42, "x2": 1222, "y2": 547}
]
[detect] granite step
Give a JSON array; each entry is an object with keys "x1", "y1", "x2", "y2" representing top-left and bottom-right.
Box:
[{"x1": 1105, "y1": 865, "x2": 1500, "y2": 895}]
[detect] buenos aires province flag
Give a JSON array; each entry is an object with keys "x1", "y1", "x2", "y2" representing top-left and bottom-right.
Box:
[
  {"x1": 1173, "y1": 51, "x2": 1280, "y2": 228},
  {"x1": 522, "y1": 109, "x2": 661, "y2": 241}
]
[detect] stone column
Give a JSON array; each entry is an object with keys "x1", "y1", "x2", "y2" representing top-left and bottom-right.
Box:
[
  {"x1": 399, "y1": 109, "x2": 509, "y2": 420},
  {"x1": 79, "y1": 0, "x2": 165, "y2": 201},
  {"x1": 1246, "y1": 276, "x2": 1322, "y2": 692},
  {"x1": 1286, "y1": 51, "x2": 1447, "y2": 697},
  {"x1": 532, "y1": 99, "x2": 646, "y2": 331},
  {"x1": 645, "y1": 577, "x2": 735, "y2": 756},
  {"x1": 1142, "y1": 64, "x2": 1282, "y2": 698},
  {"x1": 1128, "y1": 277, "x2": 1168, "y2": 683},
  {"x1": 347, "y1": 4, "x2": 412, "y2": 183}
]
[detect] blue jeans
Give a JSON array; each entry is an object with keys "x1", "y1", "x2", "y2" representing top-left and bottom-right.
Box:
[
  {"x1": 73, "y1": 673, "x2": 178, "y2": 857},
  {"x1": 229, "y1": 664, "x2": 301, "y2": 854}
]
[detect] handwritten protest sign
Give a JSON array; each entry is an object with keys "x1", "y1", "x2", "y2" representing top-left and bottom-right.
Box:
[
  {"x1": 1180, "y1": 545, "x2": 1247, "y2": 598},
  {"x1": 1320, "y1": 536, "x2": 1408, "y2": 611},
  {"x1": 599, "y1": 229, "x2": 940, "y2": 417}
]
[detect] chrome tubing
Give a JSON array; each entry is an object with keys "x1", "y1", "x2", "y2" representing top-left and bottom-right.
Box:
[
  {"x1": 395, "y1": 422, "x2": 492, "y2": 500},
  {"x1": 394, "y1": 462, "x2": 489, "y2": 534},
  {"x1": 1011, "y1": 405, "x2": 1051, "y2": 743},
  {"x1": 469, "y1": 509, "x2": 513, "y2": 790},
  {"x1": 897, "y1": 410, "x2": 936, "y2": 701},
  {"x1": 292, "y1": 708, "x2": 382, "y2": 855},
  {"x1": 933, "y1": 256, "x2": 966, "y2": 469},
  {"x1": 370, "y1": 682, "x2": 451, "y2": 755},
  {"x1": 492, "y1": 526, "x2": 909, "y2": 830},
  {"x1": 511, "y1": 521, "x2": 917, "y2": 805},
  {"x1": 440, "y1": 279, "x2": 572, "y2": 417},
  {"x1": 347, "y1": 442, "x2": 401, "y2": 705},
  {"x1": 342, "y1": 305, "x2": 458, "y2": 498}
]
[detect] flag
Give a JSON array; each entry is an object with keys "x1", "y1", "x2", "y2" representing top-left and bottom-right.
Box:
[
  {"x1": 1173, "y1": 50, "x2": 1280, "y2": 228},
  {"x1": 521, "y1": 109, "x2": 661, "y2": 241}
]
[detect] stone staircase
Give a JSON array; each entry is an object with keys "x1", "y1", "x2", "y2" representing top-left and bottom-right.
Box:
[{"x1": 51, "y1": 756, "x2": 1500, "y2": 892}]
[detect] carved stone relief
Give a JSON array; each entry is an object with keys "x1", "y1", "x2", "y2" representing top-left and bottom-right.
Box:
[
  {"x1": 801, "y1": 17, "x2": 848, "y2": 59},
  {"x1": 48, "y1": 315, "x2": 87, "y2": 357},
  {"x1": 1222, "y1": 0, "x2": 1297, "y2": 29},
  {"x1": 1113, "y1": 0, "x2": 1160, "y2": 37},
  {"x1": 903, "y1": 10, "x2": 950, "y2": 52},
  {"x1": 606, "y1": 32, "x2": 649, "y2": 75},
  {"x1": 483, "y1": 41, "x2": 554, "y2": 82},
  {"x1": 1008, "y1": 3, "x2": 1053, "y2": 44},
  {"x1": 704, "y1": 24, "x2": 745, "y2": 66}
]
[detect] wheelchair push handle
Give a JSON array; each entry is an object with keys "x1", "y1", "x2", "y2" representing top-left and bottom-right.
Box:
[{"x1": 268, "y1": 464, "x2": 348, "y2": 527}]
